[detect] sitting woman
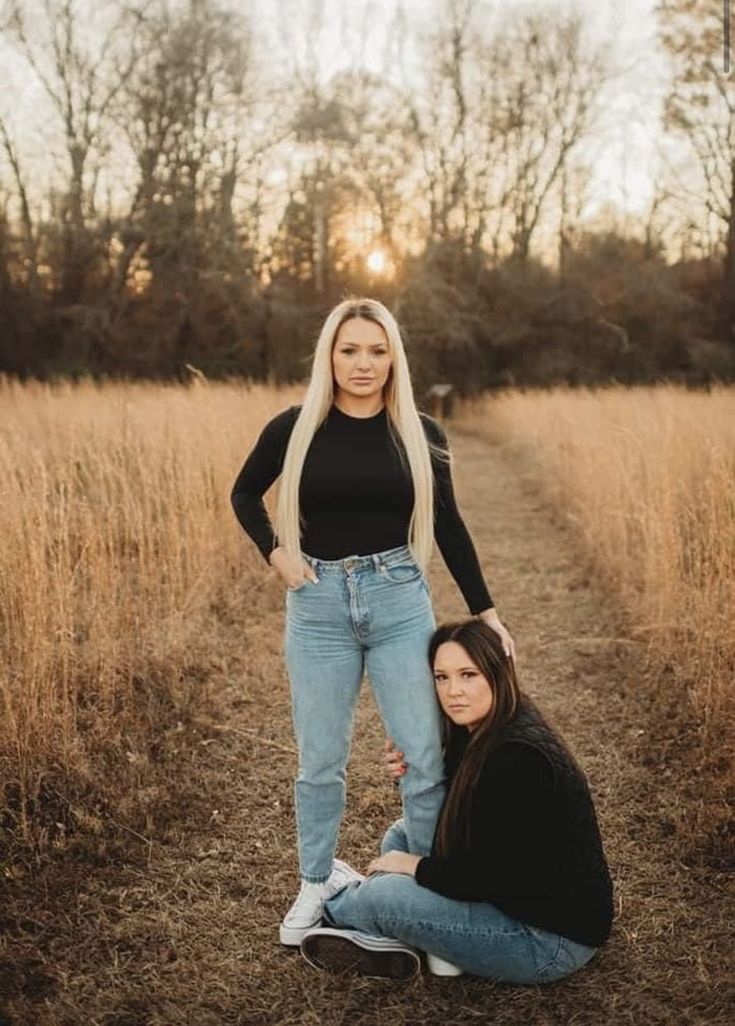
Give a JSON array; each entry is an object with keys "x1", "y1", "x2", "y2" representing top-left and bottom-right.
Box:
[{"x1": 300, "y1": 620, "x2": 614, "y2": 983}]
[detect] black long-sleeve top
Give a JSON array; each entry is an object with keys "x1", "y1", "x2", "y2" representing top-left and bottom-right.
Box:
[
  {"x1": 415, "y1": 702, "x2": 614, "y2": 948},
  {"x1": 230, "y1": 403, "x2": 493, "y2": 614}
]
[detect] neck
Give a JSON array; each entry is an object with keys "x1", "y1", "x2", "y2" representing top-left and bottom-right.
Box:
[{"x1": 333, "y1": 391, "x2": 385, "y2": 418}]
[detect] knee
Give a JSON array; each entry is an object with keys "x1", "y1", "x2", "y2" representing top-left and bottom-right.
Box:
[
  {"x1": 396, "y1": 742, "x2": 444, "y2": 791},
  {"x1": 296, "y1": 744, "x2": 350, "y2": 785},
  {"x1": 354, "y1": 874, "x2": 415, "y2": 923},
  {"x1": 380, "y1": 818, "x2": 408, "y2": 855},
  {"x1": 296, "y1": 760, "x2": 346, "y2": 787}
]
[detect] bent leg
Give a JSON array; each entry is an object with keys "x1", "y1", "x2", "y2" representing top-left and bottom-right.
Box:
[
  {"x1": 380, "y1": 818, "x2": 409, "y2": 855},
  {"x1": 324, "y1": 874, "x2": 592, "y2": 983}
]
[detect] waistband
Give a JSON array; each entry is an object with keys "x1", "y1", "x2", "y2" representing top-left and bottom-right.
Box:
[{"x1": 302, "y1": 544, "x2": 416, "y2": 573}]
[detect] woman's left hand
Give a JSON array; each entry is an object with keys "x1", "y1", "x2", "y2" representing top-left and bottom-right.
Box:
[
  {"x1": 366, "y1": 851, "x2": 421, "y2": 877},
  {"x1": 477, "y1": 608, "x2": 516, "y2": 663}
]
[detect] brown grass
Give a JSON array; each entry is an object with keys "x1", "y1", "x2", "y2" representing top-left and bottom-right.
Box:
[
  {"x1": 0, "y1": 377, "x2": 299, "y2": 839},
  {"x1": 1, "y1": 381, "x2": 733, "y2": 1025},
  {"x1": 455, "y1": 385, "x2": 734, "y2": 848}
]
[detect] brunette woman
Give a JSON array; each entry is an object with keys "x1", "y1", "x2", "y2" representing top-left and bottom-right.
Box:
[
  {"x1": 301, "y1": 620, "x2": 613, "y2": 982},
  {"x1": 230, "y1": 299, "x2": 513, "y2": 945}
]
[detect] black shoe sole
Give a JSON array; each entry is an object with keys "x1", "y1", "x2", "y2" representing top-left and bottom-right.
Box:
[{"x1": 301, "y1": 933, "x2": 420, "y2": 982}]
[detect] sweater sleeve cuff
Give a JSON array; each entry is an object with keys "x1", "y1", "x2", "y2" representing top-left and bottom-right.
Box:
[{"x1": 414, "y1": 856, "x2": 438, "y2": 889}]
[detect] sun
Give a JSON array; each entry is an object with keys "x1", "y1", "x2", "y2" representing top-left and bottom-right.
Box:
[{"x1": 366, "y1": 250, "x2": 386, "y2": 274}]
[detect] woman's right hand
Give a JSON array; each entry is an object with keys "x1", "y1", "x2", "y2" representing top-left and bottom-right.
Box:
[
  {"x1": 383, "y1": 738, "x2": 407, "y2": 785},
  {"x1": 269, "y1": 545, "x2": 319, "y2": 590}
]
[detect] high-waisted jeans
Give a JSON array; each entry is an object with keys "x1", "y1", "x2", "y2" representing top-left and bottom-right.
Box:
[
  {"x1": 284, "y1": 544, "x2": 445, "y2": 883},
  {"x1": 324, "y1": 819, "x2": 600, "y2": 983}
]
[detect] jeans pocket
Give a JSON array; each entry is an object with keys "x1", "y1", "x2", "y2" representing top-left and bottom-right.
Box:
[
  {"x1": 286, "y1": 579, "x2": 309, "y2": 593},
  {"x1": 380, "y1": 561, "x2": 423, "y2": 584}
]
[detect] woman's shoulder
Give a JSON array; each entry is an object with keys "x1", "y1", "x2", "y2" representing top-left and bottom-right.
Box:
[
  {"x1": 418, "y1": 411, "x2": 449, "y2": 449},
  {"x1": 259, "y1": 404, "x2": 302, "y2": 440},
  {"x1": 471, "y1": 740, "x2": 556, "y2": 814},
  {"x1": 482, "y1": 737, "x2": 556, "y2": 781},
  {"x1": 501, "y1": 697, "x2": 589, "y2": 786},
  {"x1": 484, "y1": 699, "x2": 563, "y2": 776}
]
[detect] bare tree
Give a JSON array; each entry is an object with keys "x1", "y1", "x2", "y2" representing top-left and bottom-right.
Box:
[
  {"x1": 3, "y1": 0, "x2": 143, "y2": 299},
  {"x1": 405, "y1": 3, "x2": 612, "y2": 263},
  {"x1": 109, "y1": 0, "x2": 259, "y2": 296},
  {"x1": 489, "y1": 8, "x2": 613, "y2": 262},
  {"x1": 658, "y1": 0, "x2": 735, "y2": 335},
  {"x1": 0, "y1": 115, "x2": 38, "y2": 288}
]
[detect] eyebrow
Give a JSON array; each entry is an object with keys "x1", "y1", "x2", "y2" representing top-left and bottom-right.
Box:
[{"x1": 433, "y1": 666, "x2": 479, "y2": 674}]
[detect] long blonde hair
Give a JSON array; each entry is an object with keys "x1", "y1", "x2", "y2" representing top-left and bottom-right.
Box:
[{"x1": 275, "y1": 297, "x2": 444, "y2": 569}]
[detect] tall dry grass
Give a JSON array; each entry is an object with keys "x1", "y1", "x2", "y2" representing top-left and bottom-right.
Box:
[
  {"x1": 2, "y1": 378, "x2": 732, "y2": 850},
  {"x1": 456, "y1": 385, "x2": 734, "y2": 832},
  {"x1": 0, "y1": 377, "x2": 300, "y2": 837}
]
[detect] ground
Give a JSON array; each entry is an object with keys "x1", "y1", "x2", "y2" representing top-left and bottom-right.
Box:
[{"x1": 1, "y1": 428, "x2": 731, "y2": 1026}]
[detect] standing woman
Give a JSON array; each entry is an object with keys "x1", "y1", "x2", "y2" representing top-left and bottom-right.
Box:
[{"x1": 230, "y1": 297, "x2": 514, "y2": 945}]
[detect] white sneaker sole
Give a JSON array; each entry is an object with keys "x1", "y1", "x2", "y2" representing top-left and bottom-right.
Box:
[
  {"x1": 426, "y1": 952, "x2": 464, "y2": 976},
  {"x1": 301, "y1": 927, "x2": 420, "y2": 982},
  {"x1": 280, "y1": 918, "x2": 322, "y2": 947}
]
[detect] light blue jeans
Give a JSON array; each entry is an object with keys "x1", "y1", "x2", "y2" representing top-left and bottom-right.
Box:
[
  {"x1": 323, "y1": 819, "x2": 599, "y2": 983},
  {"x1": 284, "y1": 545, "x2": 445, "y2": 883}
]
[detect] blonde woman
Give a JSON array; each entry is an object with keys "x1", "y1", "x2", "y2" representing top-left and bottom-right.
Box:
[{"x1": 230, "y1": 298, "x2": 514, "y2": 946}]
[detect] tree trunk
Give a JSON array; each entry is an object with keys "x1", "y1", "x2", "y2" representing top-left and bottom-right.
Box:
[{"x1": 723, "y1": 158, "x2": 735, "y2": 344}]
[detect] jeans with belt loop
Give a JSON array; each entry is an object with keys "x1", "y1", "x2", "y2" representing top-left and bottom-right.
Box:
[{"x1": 284, "y1": 544, "x2": 445, "y2": 883}]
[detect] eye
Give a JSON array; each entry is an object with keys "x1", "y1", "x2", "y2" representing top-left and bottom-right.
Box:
[{"x1": 461, "y1": 671, "x2": 478, "y2": 679}]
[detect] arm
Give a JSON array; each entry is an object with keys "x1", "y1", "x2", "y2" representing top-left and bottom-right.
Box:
[
  {"x1": 422, "y1": 414, "x2": 515, "y2": 659},
  {"x1": 431, "y1": 426, "x2": 494, "y2": 615},
  {"x1": 230, "y1": 406, "x2": 299, "y2": 562},
  {"x1": 420, "y1": 413, "x2": 493, "y2": 615}
]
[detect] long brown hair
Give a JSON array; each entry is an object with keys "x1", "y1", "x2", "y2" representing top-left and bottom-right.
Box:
[{"x1": 430, "y1": 620, "x2": 521, "y2": 858}]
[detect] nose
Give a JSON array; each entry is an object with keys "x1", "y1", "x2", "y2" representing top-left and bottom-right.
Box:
[{"x1": 446, "y1": 675, "x2": 464, "y2": 697}]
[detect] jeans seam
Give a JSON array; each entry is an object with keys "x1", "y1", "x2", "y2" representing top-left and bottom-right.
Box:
[
  {"x1": 532, "y1": 932, "x2": 565, "y2": 978},
  {"x1": 376, "y1": 914, "x2": 524, "y2": 941}
]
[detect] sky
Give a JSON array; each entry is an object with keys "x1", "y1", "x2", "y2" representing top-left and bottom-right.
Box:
[{"x1": 1, "y1": 0, "x2": 667, "y2": 227}]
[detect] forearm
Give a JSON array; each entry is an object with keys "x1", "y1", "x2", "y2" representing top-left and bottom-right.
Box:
[
  {"x1": 230, "y1": 488, "x2": 277, "y2": 563},
  {"x1": 434, "y1": 517, "x2": 494, "y2": 614}
]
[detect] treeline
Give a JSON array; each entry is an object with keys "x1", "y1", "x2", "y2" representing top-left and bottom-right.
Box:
[{"x1": 0, "y1": 0, "x2": 733, "y2": 390}]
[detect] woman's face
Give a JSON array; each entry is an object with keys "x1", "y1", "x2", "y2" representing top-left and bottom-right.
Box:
[
  {"x1": 332, "y1": 317, "x2": 392, "y2": 403},
  {"x1": 433, "y1": 641, "x2": 494, "y2": 732}
]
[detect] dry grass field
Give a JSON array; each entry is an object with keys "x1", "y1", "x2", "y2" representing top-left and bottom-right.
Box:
[
  {"x1": 0, "y1": 380, "x2": 732, "y2": 1026},
  {"x1": 455, "y1": 385, "x2": 735, "y2": 848}
]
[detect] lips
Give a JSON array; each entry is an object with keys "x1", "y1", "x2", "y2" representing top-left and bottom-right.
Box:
[{"x1": 350, "y1": 378, "x2": 374, "y2": 382}]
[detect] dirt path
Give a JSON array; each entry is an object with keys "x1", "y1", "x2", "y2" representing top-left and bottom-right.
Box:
[{"x1": 2, "y1": 430, "x2": 731, "y2": 1026}]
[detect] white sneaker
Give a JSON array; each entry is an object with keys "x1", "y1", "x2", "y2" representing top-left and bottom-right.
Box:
[
  {"x1": 426, "y1": 952, "x2": 463, "y2": 976},
  {"x1": 280, "y1": 860, "x2": 365, "y2": 946},
  {"x1": 279, "y1": 880, "x2": 326, "y2": 946},
  {"x1": 301, "y1": 926, "x2": 421, "y2": 982},
  {"x1": 326, "y1": 858, "x2": 365, "y2": 896}
]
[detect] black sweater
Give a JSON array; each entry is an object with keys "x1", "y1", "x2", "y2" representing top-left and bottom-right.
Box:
[
  {"x1": 230, "y1": 404, "x2": 493, "y2": 614},
  {"x1": 415, "y1": 702, "x2": 614, "y2": 947}
]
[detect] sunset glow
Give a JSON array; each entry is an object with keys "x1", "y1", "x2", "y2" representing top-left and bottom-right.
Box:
[{"x1": 366, "y1": 250, "x2": 386, "y2": 273}]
